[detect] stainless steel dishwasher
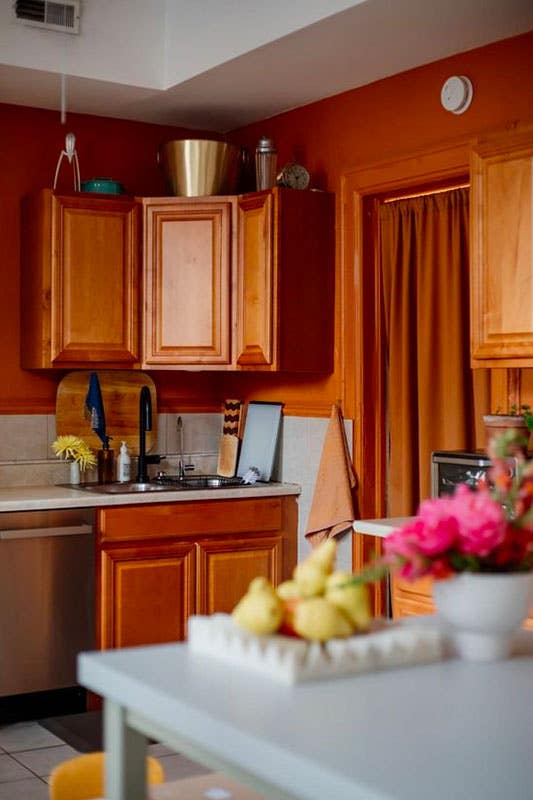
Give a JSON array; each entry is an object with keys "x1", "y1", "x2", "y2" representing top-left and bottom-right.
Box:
[{"x1": 0, "y1": 508, "x2": 95, "y2": 697}]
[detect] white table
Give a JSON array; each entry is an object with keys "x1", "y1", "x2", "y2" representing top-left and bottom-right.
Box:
[{"x1": 78, "y1": 629, "x2": 533, "y2": 800}]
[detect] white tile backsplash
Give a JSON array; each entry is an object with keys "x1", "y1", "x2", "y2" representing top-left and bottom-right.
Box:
[
  {"x1": 0, "y1": 416, "x2": 50, "y2": 461},
  {"x1": 277, "y1": 415, "x2": 353, "y2": 565},
  {"x1": 0, "y1": 412, "x2": 354, "y2": 565},
  {"x1": 165, "y1": 413, "x2": 223, "y2": 456}
]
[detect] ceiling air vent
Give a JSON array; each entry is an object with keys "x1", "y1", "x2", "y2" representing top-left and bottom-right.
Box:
[{"x1": 14, "y1": 0, "x2": 80, "y2": 34}]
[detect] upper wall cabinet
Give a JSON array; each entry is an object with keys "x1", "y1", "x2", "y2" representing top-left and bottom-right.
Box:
[
  {"x1": 236, "y1": 188, "x2": 335, "y2": 371},
  {"x1": 470, "y1": 128, "x2": 533, "y2": 367},
  {"x1": 21, "y1": 188, "x2": 334, "y2": 372},
  {"x1": 21, "y1": 190, "x2": 139, "y2": 369},
  {"x1": 140, "y1": 188, "x2": 335, "y2": 372},
  {"x1": 140, "y1": 197, "x2": 235, "y2": 368}
]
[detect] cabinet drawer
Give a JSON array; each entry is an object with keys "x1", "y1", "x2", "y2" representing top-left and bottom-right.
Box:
[{"x1": 97, "y1": 498, "x2": 283, "y2": 543}]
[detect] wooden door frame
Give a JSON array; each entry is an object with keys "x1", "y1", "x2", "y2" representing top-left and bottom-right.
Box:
[
  {"x1": 341, "y1": 139, "x2": 473, "y2": 609},
  {"x1": 341, "y1": 139, "x2": 472, "y2": 515}
]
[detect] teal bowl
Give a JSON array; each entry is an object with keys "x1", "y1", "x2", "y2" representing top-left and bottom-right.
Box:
[{"x1": 81, "y1": 178, "x2": 124, "y2": 195}]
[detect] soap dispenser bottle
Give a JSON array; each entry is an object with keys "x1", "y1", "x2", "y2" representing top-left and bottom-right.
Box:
[{"x1": 117, "y1": 441, "x2": 131, "y2": 483}]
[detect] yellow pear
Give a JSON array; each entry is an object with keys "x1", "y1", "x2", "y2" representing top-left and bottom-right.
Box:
[
  {"x1": 232, "y1": 587, "x2": 283, "y2": 636},
  {"x1": 325, "y1": 571, "x2": 372, "y2": 632},
  {"x1": 293, "y1": 596, "x2": 353, "y2": 641},
  {"x1": 276, "y1": 579, "x2": 301, "y2": 600},
  {"x1": 248, "y1": 576, "x2": 275, "y2": 595},
  {"x1": 293, "y1": 560, "x2": 327, "y2": 597},
  {"x1": 307, "y1": 539, "x2": 337, "y2": 574}
]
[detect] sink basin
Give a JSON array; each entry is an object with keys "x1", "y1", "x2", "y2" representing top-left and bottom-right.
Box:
[
  {"x1": 177, "y1": 476, "x2": 243, "y2": 489},
  {"x1": 72, "y1": 482, "x2": 176, "y2": 495},
  {"x1": 66, "y1": 475, "x2": 250, "y2": 494}
]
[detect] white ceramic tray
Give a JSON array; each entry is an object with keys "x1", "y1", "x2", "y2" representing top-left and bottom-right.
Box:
[{"x1": 188, "y1": 614, "x2": 444, "y2": 684}]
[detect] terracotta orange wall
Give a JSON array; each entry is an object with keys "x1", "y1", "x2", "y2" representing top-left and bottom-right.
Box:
[
  {"x1": 229, "y1": 32, "x2": 533, "y2": 189},
  {"x1": 228, "y1": 31, "x2": 533, "y2": 417},
  {"x1": 3, "y1": 32, "x2": 533, "y2": 416}
]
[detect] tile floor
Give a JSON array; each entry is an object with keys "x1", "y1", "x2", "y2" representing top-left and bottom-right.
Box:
[{"x1": 0, "y1": 719, "x2": 210, "y2": 799}]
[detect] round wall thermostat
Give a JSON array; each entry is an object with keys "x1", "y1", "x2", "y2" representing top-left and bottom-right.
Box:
[{"x1": 440, "y1": 76, "x2": 473, "y2": 114}]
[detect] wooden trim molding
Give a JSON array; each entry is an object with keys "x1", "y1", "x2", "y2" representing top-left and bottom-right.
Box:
[{"x1": 341, "y1": 138, "x2": 471, "y2": 526}]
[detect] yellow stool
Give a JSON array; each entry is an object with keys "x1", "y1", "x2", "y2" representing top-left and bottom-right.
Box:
[{"x1": 49, "y1": 751, "x2": 164, "y2": 800}]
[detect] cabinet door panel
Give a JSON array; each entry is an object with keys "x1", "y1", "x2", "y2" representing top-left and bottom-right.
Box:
[
  {"x1": 52, "y1": 195, "x2": 139, "y2": 364},
  {"x1": 196, "y1": 535, "x2": 282, "y2": 614},
  {"x1": 391, "y1": 575, "x2": 435, "y2": 619},
  {"x1": 471, "y1": 129, "x2": 533, "y2": 366},
  {"x1": 236, "y1": 192, "x2": 275, "y2": 367},
  {"x1": 99, "y1": 541, "x2": 195, "y2": 649},
  {"x1": 142, "y1": 200, "x2": 232, "y2": 365},
  {"x1": 21, "y1": 190, "x2": 139, "y2": 368}
]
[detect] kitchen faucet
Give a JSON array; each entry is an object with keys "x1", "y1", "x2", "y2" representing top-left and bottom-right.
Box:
[
  {"x1": 136, "y1": 386, "x2": 161, "y2": 483},
  {"x1": 177, "y1": 416, "x2": 194, "y2": 480}
]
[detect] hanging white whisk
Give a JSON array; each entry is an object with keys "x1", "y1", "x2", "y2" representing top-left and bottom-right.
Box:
[{"x1": 53, "y1": 132, "x2": 81, "y2": 192}]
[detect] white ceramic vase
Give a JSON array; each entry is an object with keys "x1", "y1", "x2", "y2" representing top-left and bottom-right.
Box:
[
  {"x1": 69, "y1": 460, "x2": 81, "y2": 485},
  {"x1": 433, "y1": 572, "x2": 533, "y2": 661}
]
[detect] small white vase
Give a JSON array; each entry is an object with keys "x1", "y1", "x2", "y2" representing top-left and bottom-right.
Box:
[
  {"x1": 69, "y1": 460, "x2": 81, "y2": 485},
  {"x1": 433, "y1": 572, "x2": 533, "y2": 661}
]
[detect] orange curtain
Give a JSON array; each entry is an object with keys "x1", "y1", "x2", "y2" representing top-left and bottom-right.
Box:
[{"x1": 379, "y1": 188, "x2": 489, "y2": 515}]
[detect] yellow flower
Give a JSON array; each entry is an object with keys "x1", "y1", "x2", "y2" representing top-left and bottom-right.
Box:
[{"x1": 52, "y1": 435, "x2": 97, "y2": 471}]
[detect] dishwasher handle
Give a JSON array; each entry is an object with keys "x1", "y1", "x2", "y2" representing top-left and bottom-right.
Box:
[{"x1": 0, "y1": 524, "x2": 93, "y2": 540}]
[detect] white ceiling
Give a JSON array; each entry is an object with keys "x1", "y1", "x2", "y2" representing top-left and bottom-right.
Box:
[{"x1": 0, "y1": 0, "x2": 532, "y2": 132}]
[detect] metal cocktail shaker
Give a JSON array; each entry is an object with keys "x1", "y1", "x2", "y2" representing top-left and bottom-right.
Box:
[{"x1": 255, "y1": 136, "x2": 277, "y2": 191}]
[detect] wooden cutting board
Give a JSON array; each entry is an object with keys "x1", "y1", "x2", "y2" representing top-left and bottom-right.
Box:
[{"x1": 56, "y1": 371, "x2": 157, "y2": 456}]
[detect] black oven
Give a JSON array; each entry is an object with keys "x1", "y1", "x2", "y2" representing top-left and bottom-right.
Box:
[{"x1": 431, "y1": 450, "x2": 492, "y2": 498}]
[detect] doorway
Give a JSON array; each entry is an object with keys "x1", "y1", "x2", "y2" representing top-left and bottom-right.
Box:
[
  {"x1": 376, "y1": 184, "x2": 489, "y2": 516},
  {"x1": 342, "y1": 142, "x2": 473, "y2": 519},
  {"x1": 342, "y1": 141, "x2": 478, "y2": 600}
]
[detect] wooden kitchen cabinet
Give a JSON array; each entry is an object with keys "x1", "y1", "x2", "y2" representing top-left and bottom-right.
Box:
[
  {"x1": 352, "y1": 530, "x2": 435, "y2": 619},
  {"x1": 139, "y1": 188, "x2": 334, "y2": 371},
  {"x1": 236, "y1": 188, "x2": 334, "y2": 371},
  {"x1": 470, "y1": 127, "x2": 533, "y2": 367},
  {"x1": 21, "y1": 189, "x2": 140, "y2": 368},
  {"x1": 95, "y1": 495, "x2": 297, "y2": 650},
  {"x1": 390, "y1": 575, "x2": 435, "y2": 618},
  {"x1": 99, "y1": 540, "x2": 195, "y2": 649},
  {"x1": 140, "y1": 197, "x2": 235, "y2": 367},
  {"x1": 22, "y1": 188, "x2": 333, "y2": 372},
  {"x1": 196, "y1": 534, "x2": 282, "y2": 614}
]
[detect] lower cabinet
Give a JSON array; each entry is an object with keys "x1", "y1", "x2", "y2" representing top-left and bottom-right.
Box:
[
  {"x1": 95, "y1": 495, "x2": 297, "y2": 650},
  {"x1": 390, "y1": 575, "x2": 435, "y2": 618},
  {"x1": 196, "y1": 535, "x2": 282, "y2": 615},
  {"x1": 352, "y1": 532, "x2": 435, "y2": 619},
  {"x1": 99, "y1": 541, "x2": 196, "y2": 649}
]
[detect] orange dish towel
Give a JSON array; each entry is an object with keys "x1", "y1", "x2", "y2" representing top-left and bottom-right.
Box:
[{"x1": 305, "y1": 405, "x2": 357, "y2": 548}]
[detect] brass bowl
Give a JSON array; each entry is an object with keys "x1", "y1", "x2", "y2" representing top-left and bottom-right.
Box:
[{"x1": 159, "y1": 139, "x2": 241, "y2": 197}]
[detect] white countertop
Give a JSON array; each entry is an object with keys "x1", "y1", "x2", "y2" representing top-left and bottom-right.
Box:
[
  {"x1": 0, "y1": 482, "x2": 300, "y2": 513},
  {"x1": 353, "y1": 517, "x2": 413, "y2": 538},
  {"x1": 79, "y1": 624, "x2": 533, "y2": 800}
]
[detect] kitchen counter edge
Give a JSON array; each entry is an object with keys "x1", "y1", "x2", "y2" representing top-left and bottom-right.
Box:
[
  {"x1": 0, "y1": 482, "x2": 301, "y2": 513},
  {"x1": 352, "y1": 517, "x2": 414, "y2": 538}
]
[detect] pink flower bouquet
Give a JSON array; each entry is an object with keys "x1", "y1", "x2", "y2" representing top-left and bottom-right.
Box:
[{"x1": 384, "y1": 431, "x2": 533, "y2": 581}]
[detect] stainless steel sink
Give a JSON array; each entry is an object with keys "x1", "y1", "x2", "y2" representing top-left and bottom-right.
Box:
[
  {"x1": 67, "y1": 475, "x2": 250, "y2": 494},
  {"x1": 176, "y1": 476, "x2": 242, "y2": 489},
  {"x1": 71, "y1": 482, "x2": 177, "y2": 495}
]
